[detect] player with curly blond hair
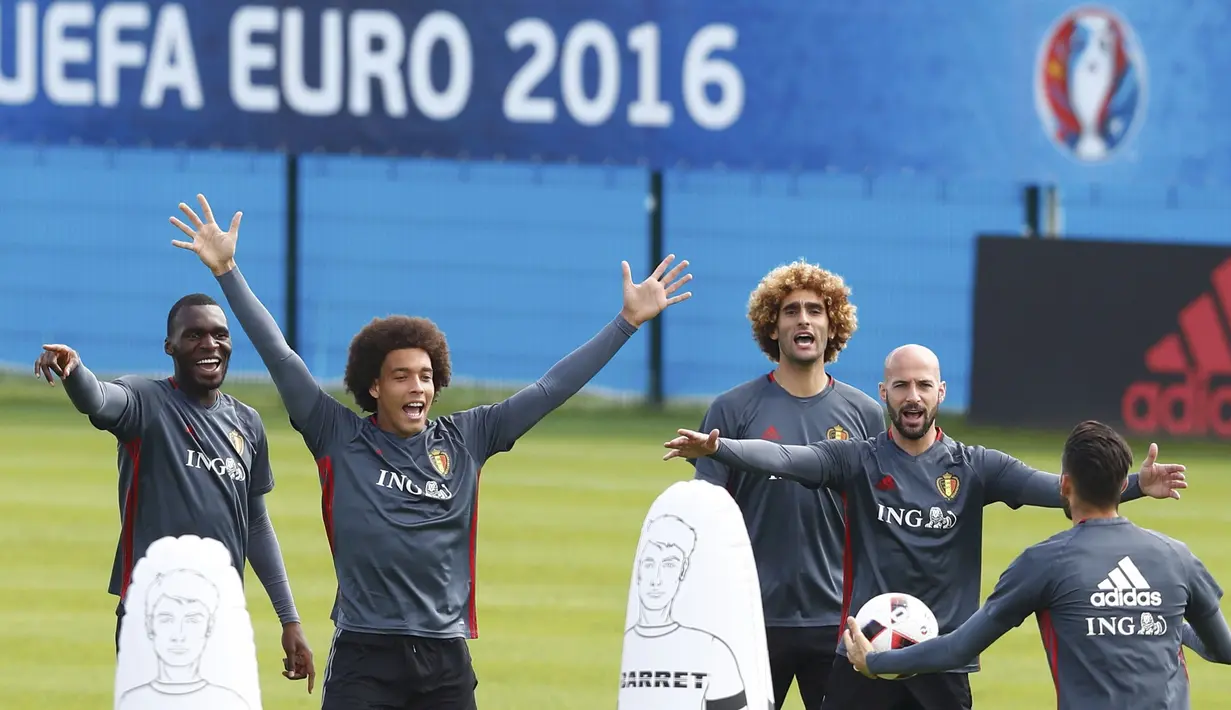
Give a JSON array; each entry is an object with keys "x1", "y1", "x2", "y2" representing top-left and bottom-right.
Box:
[{"x1": 692, "y1": 259, "x2": 885, "y2": 709}]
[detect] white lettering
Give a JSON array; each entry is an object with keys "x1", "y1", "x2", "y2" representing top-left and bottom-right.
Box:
[
  {"x1": 281, "y1": 7, "x2": 343, "y2": 116},
  {"x1": 377, "y1": 470, "x2": 449, "y2": 499},
  {"x1": 142, "y1": 4, "x2": 201, "y2": 109},
  {"x1": 682, "y1": 24, "x2": 744, "y2": 130},
  {"x1": 185, "y1": 449, "x2": 246, "y2": 482},
  {"x1": 559, "y1": 20, "x2": 620, "y2": 126},
  {"x1": 1090, "y1": 589, "x2": 1163, "y2": 608},
  {"x1": 878, "y1": 504, "x2": 956, "y2": 530},
  {"x1": 0, "y1": 1, "x2": 39, "y2": 104},
  {"x1": 97, "y1": 2, "x2": 148, "y2": 107},
  {"x1": 626, "y1": 22, "x2": 672, "y2": 127},
  {"x1": 44, "y1": 1, "x2": 95, "y2": 106},
  {"x1": 407, "y1": 10, "x2": 471, "y2": 120},
  {"x1": 230, "y1": 5, "x2": 279, "y2": 112},
  {"x1": 503, "y1": 18, "x2": 556, "y2": 123},
  {"x1": 348, "y1": 10, "x2": 406, "y2": 117}
]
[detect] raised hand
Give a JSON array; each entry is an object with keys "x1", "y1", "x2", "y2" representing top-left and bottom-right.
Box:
[
  {"x1": 662, "y1": 428, "x2": 720, "y2": 461},
  {"x1": 33, "y1": 344, "x2": 80, "y2": 384},
  {"x1": 169, "y1": 193, "x2": 242, "y2": 276},
  {"x1": 620, "y1": 254, "x2": 693, "y2": 327},
  {"x1": 1137, "y1": 443, "x2": 1187, "y2": 500}
]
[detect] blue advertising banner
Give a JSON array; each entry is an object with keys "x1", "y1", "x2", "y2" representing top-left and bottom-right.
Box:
[{"x1": 2, "y1": 0, "x2": 1230, "y2": 183}]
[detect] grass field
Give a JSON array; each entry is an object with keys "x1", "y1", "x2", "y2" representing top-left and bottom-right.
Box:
[{"x1": 1, "y1": 371, "x2": 1227, "y2": 709}]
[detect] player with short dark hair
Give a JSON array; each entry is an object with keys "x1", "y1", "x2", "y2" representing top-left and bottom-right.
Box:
[
  {"x1": 843, "y1": 420, "x2": 1231, "y2": 710},
  {"x1": 692, "y1": 260, "x2": 884, "y2": 709},
  {"x1": 33, "y1": 293, "x2": 316, "y2": 691},
  {"x1": 664, "y1": 345, "x2": 1188, "y2": 709},
  {"x1": 169, "y1": 193, "x2": 694, "y2": 709}
]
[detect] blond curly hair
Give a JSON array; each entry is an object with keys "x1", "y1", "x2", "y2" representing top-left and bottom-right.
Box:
[{"x1": 747, "y1": 260, "x2": 858, "y2": 364}]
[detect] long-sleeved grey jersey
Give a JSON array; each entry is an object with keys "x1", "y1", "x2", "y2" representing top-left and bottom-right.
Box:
[
  {"x1": 216, "y1": 266, "x2": 638, "y2": 638},
  {"x1": 865, "y1": 517, "x2": 1231, "y2": 709},
  {"x1": 693, "y1": 373, "x2": 884, "y2": 628},
  {"x1": 709, "y1": 429, "x2": 1148, "y2": 673}
]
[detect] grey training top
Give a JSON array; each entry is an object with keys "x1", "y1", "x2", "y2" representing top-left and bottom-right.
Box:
[
  {"x1": 62, "y1": 367, "x2": 298, "y2": 623},
  {"x1": 709, "y1": 430, "x2": 1147, "y2": 673},
  {"x1": 217, "y1": 266, "x2": 638, "y2": 638},
  {"x1": 693, "y1": 373, "x2": 885, "y2": 628},
  {"x1": 865, "y1": 517, "x2": 1231, "y2": 709}
]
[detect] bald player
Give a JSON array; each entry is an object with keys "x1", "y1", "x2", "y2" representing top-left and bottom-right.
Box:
[
  {"x1": 691, "y1": 261, "x2": 884, "y2": 709},
  {"x1": 664, "y1": 344, "x2": 1189, "y2": 710},
  {"x1": 843, "y1": 420, "x2": 1231, "y2": 710}
]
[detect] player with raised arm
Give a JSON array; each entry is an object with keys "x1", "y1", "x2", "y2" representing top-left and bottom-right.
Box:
[
  {"x1": 692, "y1": 261, "x2": 884, "y2": 709},
  {"x1": 32, "y1": 296, "x2": 315, "y2": 691},
  {"x1": 842, "y1": 420, "x2": 1231, "y2": 710},
  {"x1": 664, "y1": 344, "x2": 1188, "y2": 709},
  {"x1": 169, "y1": 193, "x2": 693, "y2": 709}
]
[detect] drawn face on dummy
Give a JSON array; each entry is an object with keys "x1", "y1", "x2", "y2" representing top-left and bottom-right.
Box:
[
  {"x1": 635, "y1": 515, "x2": 697, "y2": 613},
  {"x1": 144, "y1": 570, "x2": 218, "y2": 668}
]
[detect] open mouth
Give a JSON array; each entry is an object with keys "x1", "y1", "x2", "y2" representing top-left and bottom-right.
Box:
[
  {"x1": 900, "y1": 408, "x2": 926, "y2": 427},
  {"x1": 792, "y1": 332, "x2": 816, "y2": 348},
  {"x1": 402, "y1": 402, "x2": 426, "y2": 421},
  {"x1": 195, "y1": 357, "x2": 222, "y2": 374}
]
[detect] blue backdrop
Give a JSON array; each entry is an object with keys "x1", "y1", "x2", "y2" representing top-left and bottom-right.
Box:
[
  {"x1": 5, "y1": 144, "x2": 1231, "y2": 410},
  {"x1": 4, "y1": 1, "x2": 1231, "y2": 183}
]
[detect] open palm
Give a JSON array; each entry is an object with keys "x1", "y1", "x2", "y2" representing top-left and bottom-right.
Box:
[
  {"x1": 169, "y1": 193, "x2": 242, "y2": 276},
  {"x1": 620, "y1": 254, "x2": 693, "y2": 327}
]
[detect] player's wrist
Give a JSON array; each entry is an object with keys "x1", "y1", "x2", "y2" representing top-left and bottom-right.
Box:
[{"x1": 211, "y1": 258, "x2": 237, "y2": 277}]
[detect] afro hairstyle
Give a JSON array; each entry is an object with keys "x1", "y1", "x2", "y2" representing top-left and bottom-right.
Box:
[
  {"x1": 746, "y1": 259, "x2": 858, "y2": 364},
  {"x1": 343, "y1": 315, "x2": 452, "y2": 412}
]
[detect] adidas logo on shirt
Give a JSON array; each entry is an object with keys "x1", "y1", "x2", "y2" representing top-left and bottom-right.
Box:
[{"x1": 1089, "y1": 556, "x2": 1163, "y2": 608}]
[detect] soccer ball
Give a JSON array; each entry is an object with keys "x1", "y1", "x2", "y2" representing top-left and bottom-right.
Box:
[{"x1": 852, "y1": 592, "x2": 939, "y2": 680}]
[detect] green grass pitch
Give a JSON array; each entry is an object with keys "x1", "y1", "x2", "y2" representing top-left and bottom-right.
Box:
[{"x1": 1, "y1": 372, "x2": 1227, "y2": 708}]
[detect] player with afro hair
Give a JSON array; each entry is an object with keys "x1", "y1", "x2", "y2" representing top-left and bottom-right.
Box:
[
  {"x1": 689, "y1": 259, "x2": 884, "y2": 710},
  {"x1": 172, "y1": 191, "x2": 694, "y2": 710}
]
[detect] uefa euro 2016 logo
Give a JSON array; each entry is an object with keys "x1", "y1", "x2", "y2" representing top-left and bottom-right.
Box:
[{"x1": 1034, "y1": 6, "x2": 1147, "y2": 163}]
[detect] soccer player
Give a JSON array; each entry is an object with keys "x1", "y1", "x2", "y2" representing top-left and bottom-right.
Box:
[
  {"x1": 32, "y1": 295, "x2": 316, "y2": 691},
  {"x1": 168, "y1": 193, "x2": 693, "y2": 709},
  {"x1": 663, "y1": 344, "x2": 1188, "y2": 709},
  {"x1": 842, "y1": 420, "x2": 1231, "y2": 710},
  {"x1": 691, "y1": 261, "x2": 884, "y2": 709}
]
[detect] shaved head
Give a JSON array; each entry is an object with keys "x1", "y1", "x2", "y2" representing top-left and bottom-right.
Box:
[
  {"x1": 883, "y1": 344, "x2": 941, "y2": 381},
  {"x1": 879, "y1": 344, "x2": 946, "y2": 442}
]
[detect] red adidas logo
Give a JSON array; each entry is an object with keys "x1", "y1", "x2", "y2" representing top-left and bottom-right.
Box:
[
  {"x1": 1122, "y1": 256, "x2": 1231, "y2": 437},
  {"x1": 762, "y1": 426, "x2": 781, "y2": 441}
]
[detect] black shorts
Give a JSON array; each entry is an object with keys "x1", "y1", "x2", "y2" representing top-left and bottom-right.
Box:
[
  {"x1": 766, "y1": 626, "x2": 840, "y2": 709},
  {"x1": 821, "y1": 655, "x2": 972, "y2": 710},
  {"x1": 321, "y1": 630, "x2": 478, "y2": 710}
]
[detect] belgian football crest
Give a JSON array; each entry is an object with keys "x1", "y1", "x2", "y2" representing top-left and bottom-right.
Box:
[
  {"x1": 826, "y1": 425, "x2": 850, "y2": 441},
  {"x1": 428, "y1": 448, "x2": 451, "y2": 478},
  {"x1": 936, "y1": 472, "x2": 960, "y2": 501},
  {"x1": 227, "y1": 430, "x2": 245, "y2": 457}
]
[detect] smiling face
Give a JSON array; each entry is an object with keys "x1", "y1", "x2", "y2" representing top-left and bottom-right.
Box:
[
  {"x1": 148, "y1": 595, "x2": 212, "y2": 667},
  {"x1": 166, "y1": 305, "x2": 231, "y2": 393},
  {"x1": 369, "y1": 348, "x2": 435, "y2": 437}
]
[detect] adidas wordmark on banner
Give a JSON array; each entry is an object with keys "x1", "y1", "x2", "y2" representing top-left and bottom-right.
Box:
[
  {"x1": 1090, "y1": 556, "x2": 1163, "y2": 607},
  {"x1": 618, "y1": 479, "x2": 773, "y2": 710},
  {"x1": 116, "y1": 535, "x2": 260, "y2": 710}
]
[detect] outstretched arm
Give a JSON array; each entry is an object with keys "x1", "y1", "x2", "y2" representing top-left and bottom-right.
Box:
[
  {"x1": 979, "y1": 446, "x2": 1184, "y2": 509},
  {"x1": 458, "y1": 256, "x2": 692, "y2": 460},
  {"x1": 35, "y1": 344, "x2": 131, "y2": 429},
  {"x1": 862, "y1": 609, "x2": 1015, "y2": 677},
  {"x1": 1183, "y1": 616, "x2": 1231, "y2": 663},
  {"x1": 169, "y1": 195, "x2": 323, "y2": 425},
  {"x1": 664, "y1": 429, "x2": 856, "y2": 491}
]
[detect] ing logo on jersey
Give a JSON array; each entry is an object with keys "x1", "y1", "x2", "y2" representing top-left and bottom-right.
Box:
[
  {"x1": 227, "y1": 429, "x2": 245, "y2": 457},
  {"x1": 936, "y1": 472, "x2": 960, "y2": 501},
  {"x1": 826, "y1": 425, "x2": 850, "y2": 441},
  {"x1": 428, "y1": 448, "x2": 451, "y2": 478},
  {"x1": 1034, "y1": 5, "x2": 1147, "y2": 163}
]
